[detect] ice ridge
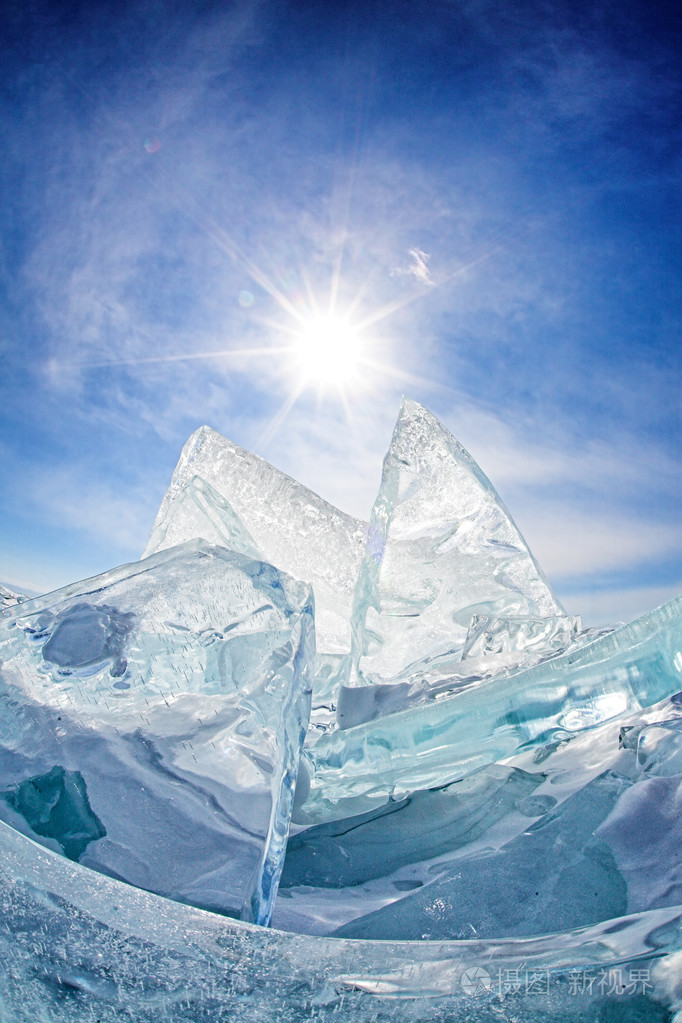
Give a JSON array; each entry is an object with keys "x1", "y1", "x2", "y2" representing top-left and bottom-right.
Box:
[{"x1": 2, "y1": 398, "x2": 682, "y2": 1021}]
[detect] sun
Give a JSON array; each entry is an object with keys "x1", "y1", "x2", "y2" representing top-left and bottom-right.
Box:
[{"x1": 292, "y1": 314, "x2": 365, "y2": 388}]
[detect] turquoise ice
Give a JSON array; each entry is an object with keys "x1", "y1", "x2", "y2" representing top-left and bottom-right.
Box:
[
  {"x1": 298, "y1": 594, "x2": 682, "y2": 823},
  {"x1": 0, "y1": 540, "x2": 314, "y2": 926},
  {"x1": 2, "y1": 400, "x2": 682, "y2": 1021}
]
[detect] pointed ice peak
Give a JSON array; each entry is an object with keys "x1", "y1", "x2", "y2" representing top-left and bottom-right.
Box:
[
  {"x1": 347, "y1": 398, "x2": 564, "y2": 689},
  {"x1": 146, "y1": 426, "x2": 368, "y2": 655},
  {"x1": 389, "y1": 396, "x2": 510, "y2": 505}
]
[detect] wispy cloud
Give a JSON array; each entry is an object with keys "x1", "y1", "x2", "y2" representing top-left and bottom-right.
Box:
[
  {"x1": 520, "y1": 506, "x2": 682, "y2": 580},
  {"x1": 390, "y1": 248, "x2": 435, "y2": 286},
  {"x1": 442, "y1": 401, "x2": 681, "y2": 509},
  {"x1": 1, "y1": 0, "x2": 679, "y2": 626},
  {"x1": 22, "y1": 467, "x2": 158, "y2": 555}
]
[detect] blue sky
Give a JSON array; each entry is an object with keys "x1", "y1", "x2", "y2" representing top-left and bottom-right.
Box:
[{"x1": 1, "y1": 0, "x2": 681, "y2": 625}]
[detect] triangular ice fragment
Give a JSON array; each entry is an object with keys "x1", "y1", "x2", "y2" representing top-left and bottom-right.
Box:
[
  {"x1": 347, "y1": 398, "x2": 564, "y2": 688},
  {"x1": 145, "y1": 427, "x2": 367, "y2": 655},
  {"x1": 0, "y1": 540, "x2": 314, "y2": 926},
  {"x1": 144, "y1": 474, "x2": 260, "y2": 560}
]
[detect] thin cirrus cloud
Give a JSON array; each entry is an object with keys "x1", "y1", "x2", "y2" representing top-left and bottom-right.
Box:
[
  {"x1": 0, "y1": 0, "x2": 680, "y2": 627},
  {"x1": 390, "y1": 249, "x2": 435, "y2": 287}
]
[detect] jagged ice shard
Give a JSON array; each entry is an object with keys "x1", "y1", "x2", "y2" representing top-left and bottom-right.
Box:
[
  {"x1": 3, "y1": 398, "x2": 682, "y2": 1022},
  {"x1": 144, "y1": 426, "x2": 367, "y2": 657},
  {"x1": 297, "y1": 596, "x2": 682, "y2": 823},
  {"x1": 346, "y1": 398, "x2": 563, "y2": 683},
  {"x1": 144, "y1": 473, "x2": 261, "y2": 562},
  {"x1": 0, "y1": 541, "x2": 314, "y2": 926}
]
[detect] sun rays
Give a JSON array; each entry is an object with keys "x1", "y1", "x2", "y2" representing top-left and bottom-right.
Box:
[
  {"x1": 49, "y1": 95, "x2": 447, "y2": 443},
  {"x1": 40, "y1": 64, "x2": 453, "y2": 444}
]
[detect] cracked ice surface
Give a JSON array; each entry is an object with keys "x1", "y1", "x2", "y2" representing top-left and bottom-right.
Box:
[{"x1": 1, "y1": 812, "x2": 680, "y2": 1020}]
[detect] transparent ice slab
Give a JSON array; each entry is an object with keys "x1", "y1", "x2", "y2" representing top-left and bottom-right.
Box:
[
  {"x1": 144, "y1": 426, "x2": 367, "y2": 655},
  {"x1": 0, "y1": 540, "x2": 314, "y2": 925},
  {"x1": 330, "y1": 689, "x2": 682, "y2": 943},
  {"x1": 144, "y1": 473, "x2": 261, "y2": 561},
  {"x1": 144, "y1": 469, "x2": 351, "y2": 745},
  {"x1": 335, "y1": 614, "x2": 602, "y2": 729},
  {"x1": 345, "y1": 398, "x2": 564, "y2": 692},
  {"x1": 298, "y1": 594, "x2": 682, "y2": 824},
  {"x1": 1, "y1": 815, "x2": 680, "y2": 1021},
  {"x1": 279, "y1": 690, "x2": 682, "y2": 939},
  {"x1": 461, "y1": 612, "x2": 584, "y2": 664}
]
